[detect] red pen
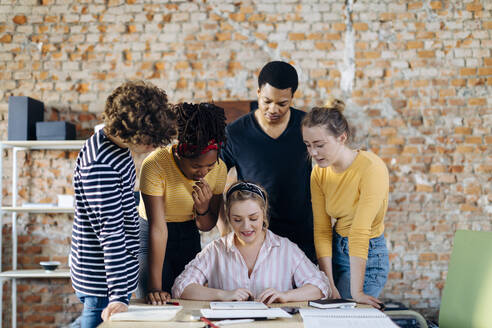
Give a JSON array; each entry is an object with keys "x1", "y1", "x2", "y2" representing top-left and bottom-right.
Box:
[
  {"x1": 165, "y1": 301, "x2": 180, "y2": 306},
  {"x1": 200, "y1": 316, "x2": 219, "y2": 328}
]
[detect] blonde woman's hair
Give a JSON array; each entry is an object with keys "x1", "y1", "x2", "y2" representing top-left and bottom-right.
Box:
[{"x1": 224, "y1": 181, "x2": 269, "y2": 229}]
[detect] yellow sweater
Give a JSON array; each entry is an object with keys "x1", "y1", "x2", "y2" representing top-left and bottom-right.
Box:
[
  {"x1": 138, "y1": 145, "x2": 227, "y2": 222},
  {"x1": 311, "y1": 150, "x2": 389, "y2": 259}
]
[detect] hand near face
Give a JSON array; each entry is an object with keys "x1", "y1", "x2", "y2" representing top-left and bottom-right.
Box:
[
  {"x1": 221, "y1": 288, "x2": 253, "y2": 301},
  {"x1": 192, "y1": 179, "x2": 213, "y2": 215},
  {"x1": 257, "y1": 288, "x2": 288, "y2": 305},
  {"x1": 101, "y1": 302, "x2": 128, "y2": 321}
]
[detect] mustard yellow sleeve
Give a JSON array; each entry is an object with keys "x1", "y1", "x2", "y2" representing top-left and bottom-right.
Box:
[
  {"x1": 348, "y1": 161, "x2": 389, "y2": 259},
  {"x1": 139, "y1": 155, "x2": 166, "y2": 196},
  {"x1": 212, "y1": 160, "x2": 227, "y2": 195},
  {"x1": 311, "y1": 167, "x2": 333, "y2": 259}
]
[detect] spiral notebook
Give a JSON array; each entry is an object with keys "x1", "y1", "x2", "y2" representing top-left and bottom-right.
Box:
[{"x1": 300, "y1": 308, "x2": 398, "y2": 328}]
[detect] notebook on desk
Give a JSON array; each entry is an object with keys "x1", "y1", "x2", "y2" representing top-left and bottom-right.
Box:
[
  {"x1": 110, "y1": 305, "x2": 182, "y2": 321},
  {"x1": 300, "y1": 308, "x2": 398, "y2": 328}
]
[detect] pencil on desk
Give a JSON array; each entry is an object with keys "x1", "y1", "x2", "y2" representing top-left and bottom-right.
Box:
[{"x1": 200, "y1": 316, "x2": 220, "y2": 328}]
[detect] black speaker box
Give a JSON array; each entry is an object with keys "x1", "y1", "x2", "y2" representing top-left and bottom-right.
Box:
[
  {"x1": 36, "y1": 121, "x2": 76, "y2": 140},
  {"x1": 8, "y1": 96, "x2": 44, "y2": 140}
]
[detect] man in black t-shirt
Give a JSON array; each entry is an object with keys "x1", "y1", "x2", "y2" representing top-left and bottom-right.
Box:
[{"x1": 220, "y1": 61, "x2": 316, "y2": 263}]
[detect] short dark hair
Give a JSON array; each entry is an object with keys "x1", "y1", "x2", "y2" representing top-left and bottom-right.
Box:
[
  {"x1": 103, "y1": 80, "x2": 176, "y2": 147},
  {"x1": 258, "y1": 61, "x2": 298, "y2": 95}
]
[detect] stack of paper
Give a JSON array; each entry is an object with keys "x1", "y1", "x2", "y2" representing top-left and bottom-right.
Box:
[
  {"x1": 210, "y1": 301, "x2": 268, "y2": 310},
  {"x1": 300, "y1": 308, "x2": 398, "y2": 328},
  {"x1": 201, "y1": 308, "x2": 291, "y2": 320},
  {"x1": 110, "y1": 305, "x2": 182, "y2": 321}
]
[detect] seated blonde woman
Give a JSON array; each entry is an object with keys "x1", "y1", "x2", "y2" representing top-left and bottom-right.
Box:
[{"x1": 172, "y1": 181, "x2": 331, "y2": 304}]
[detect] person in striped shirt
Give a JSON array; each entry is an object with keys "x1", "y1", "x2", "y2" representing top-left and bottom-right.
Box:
[
  {"x1": 70, "y1": 81, "x2": 176, "y2": 327},
  {"x1": 137, "y1": 102, "x2": 228, "y2": 305},
  {"x1": 172, "y1": 181, "x2": 331, "y2": 304}
]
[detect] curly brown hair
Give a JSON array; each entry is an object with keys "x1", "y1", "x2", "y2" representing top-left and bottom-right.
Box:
[{"x1": 103, "y1": 80, "x2": 177, "y2": 147}]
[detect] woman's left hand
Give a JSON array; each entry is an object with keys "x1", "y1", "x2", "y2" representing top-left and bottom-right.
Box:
[
  {"x1": 257, "y1": 288, "x2": 288, "y2": 305},
  {"x1": 192, "y1": 179, "x2": 213, "y2": 215}
]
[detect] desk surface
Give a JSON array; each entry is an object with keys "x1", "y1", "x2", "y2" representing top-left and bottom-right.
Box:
[{"x1": 99, "y1": 299, "x2": 306, "y2": 328}]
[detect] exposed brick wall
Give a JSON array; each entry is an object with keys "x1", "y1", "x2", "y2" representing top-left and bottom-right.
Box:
[{"x1": 0, "y1": 0, "x2": 491, "y2": 326}]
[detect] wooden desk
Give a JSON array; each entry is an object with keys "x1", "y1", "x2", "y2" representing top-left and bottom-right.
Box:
[{"x1": 98, "y1": 299, "x2": 306, "y2": 327}]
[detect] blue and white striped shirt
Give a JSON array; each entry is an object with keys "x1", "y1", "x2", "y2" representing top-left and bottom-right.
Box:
[{"x1": 70, "y1": 129, "x2": 139, "y2": 305}]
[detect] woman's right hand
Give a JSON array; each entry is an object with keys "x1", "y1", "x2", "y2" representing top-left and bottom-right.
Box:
[
  {"x1": 220, "y1": 288, "x2": 253, "y2": 301},
  {"x1": 146, "y1": 290, "x2": 171, "y2": 305}
]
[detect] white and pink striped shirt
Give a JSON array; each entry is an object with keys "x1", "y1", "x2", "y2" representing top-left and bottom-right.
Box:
[{"x1": 172, "y1": 230, "x2": 331, "y2": 299}]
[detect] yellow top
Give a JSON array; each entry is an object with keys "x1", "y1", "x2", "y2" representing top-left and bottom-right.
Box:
[
  {"x1": 138, "y1": 145, "x2": 227, "y2": 222},
  {"x1": 311, "y1": 150, "x2": 389, "y2": 259}
]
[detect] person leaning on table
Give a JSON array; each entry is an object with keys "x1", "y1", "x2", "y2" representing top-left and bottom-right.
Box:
[
  {"x1": 70, "y1": 80, "x2": 177, "y2": 327},
  {"x1": 137, "y1": 102, "x2": 228, "y2": 305},
  {"x1": 172, "y1": 181, "x2": 331, "y2": 304},
  {"x1": 301, "y1": 100, "x2": 390, "y2": 308}
]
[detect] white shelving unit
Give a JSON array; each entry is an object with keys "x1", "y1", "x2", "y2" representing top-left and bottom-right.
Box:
[{"x1": 0, "y1": 140, "x2": 85, "y2": 328}]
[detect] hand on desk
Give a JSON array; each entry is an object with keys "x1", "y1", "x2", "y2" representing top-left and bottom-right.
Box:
[
  {"x1": 352, "y1": 291, "x2": 383, "y2": 309},
  {"x1": 146, "y1": 290, "x2": 171, "y2": 305},
  {"x1": 330, "y1": 285, "x2": 342, "y2": 299},
  {"x1": 101, "y1": 302, "x2": 128, "y2": 321},
  {"x1": 220, "y1": 288, "x2": 253, "y2": 301},
  {"x1": 257, "y1": 288, "x2": 288, "y2": 305}
]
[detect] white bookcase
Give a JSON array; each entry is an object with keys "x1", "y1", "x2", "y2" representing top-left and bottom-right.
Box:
[{"x1": 0, "y1": 140, "x2": 85, "y2": 328}]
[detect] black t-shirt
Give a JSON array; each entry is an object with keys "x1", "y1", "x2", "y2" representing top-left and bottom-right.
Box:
[{"x1": 221, "y1": 108, "x2": 315, "y2": 260}]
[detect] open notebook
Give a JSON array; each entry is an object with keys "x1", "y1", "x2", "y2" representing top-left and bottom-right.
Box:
[
  {"x1": 110, "y1": 305, "x2": 182, "y2": 321},
  {"x1": 300, "y1": 308, "x2": 398, "y2": 328}
]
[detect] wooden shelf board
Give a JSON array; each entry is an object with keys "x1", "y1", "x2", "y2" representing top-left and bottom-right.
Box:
[
  {"x1": 1, "y1": 207, "x2": 74, "y2": 213},
  {"x1": 0, "y1": 140, "x2": 85, "y2": 150},
  {"x1": 0, "y1": 269, "x2": 70, "y2": 278}
]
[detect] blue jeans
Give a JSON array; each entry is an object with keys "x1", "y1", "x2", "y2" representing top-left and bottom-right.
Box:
[
  {"x1": 332, "y1": 230, "x2": 389, "y2": 299},
  {"x1": 75, "y1": 292, "x2": 131, "y2": 328}
]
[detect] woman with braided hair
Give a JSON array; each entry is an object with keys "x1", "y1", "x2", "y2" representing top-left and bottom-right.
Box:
[{"x1": 137, "y1": 102, "x2": 227, "y2": 305}]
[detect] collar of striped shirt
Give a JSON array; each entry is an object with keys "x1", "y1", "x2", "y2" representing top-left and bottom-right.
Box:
[{"x1": 224, "y1": 230, "x2": 281, "y2": 254}]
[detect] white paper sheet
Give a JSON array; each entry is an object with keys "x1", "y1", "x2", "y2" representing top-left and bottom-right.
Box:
[
  {"x1": 303, "y1": 317, "x2": 398, "y2": 328},
  {"x1": 110, "y1": 305, "x2": 182, "y2": 321},
  {"x1": 301, "y1": 307, "x2": 398, "y2": 328},
  {"x1": 201, "y1": 308, "x2": 291, "y2": 319},
  {"x1": 210, "y1": 301, "x2": 268, "y2": 310},
  {"x1": 300, "y1": 307, "x2": 387, "y2": 318}
]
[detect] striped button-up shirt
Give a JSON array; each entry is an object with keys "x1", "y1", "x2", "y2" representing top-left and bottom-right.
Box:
[
  {"x1": 172, "y1": 230, "x2": 330, "y2": 299},
  {"x1": 70, "y1": 129, "x2": 139, "y2": 305}
]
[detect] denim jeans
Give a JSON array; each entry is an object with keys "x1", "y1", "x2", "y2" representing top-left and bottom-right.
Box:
[
  {"x1": 332, "y1": 230, "x2": 389, "y2": 299},
  {"x1": 75, "y1": 292, "x2": 131, "y2": 328},
  {"x1": 137, "y1": 217, "x2": 201, "y2": 297}
]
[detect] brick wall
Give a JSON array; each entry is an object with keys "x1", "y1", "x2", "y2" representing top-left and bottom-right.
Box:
[{"x1": 1, "y1": 0, "x2": 491, "y2": 326}]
